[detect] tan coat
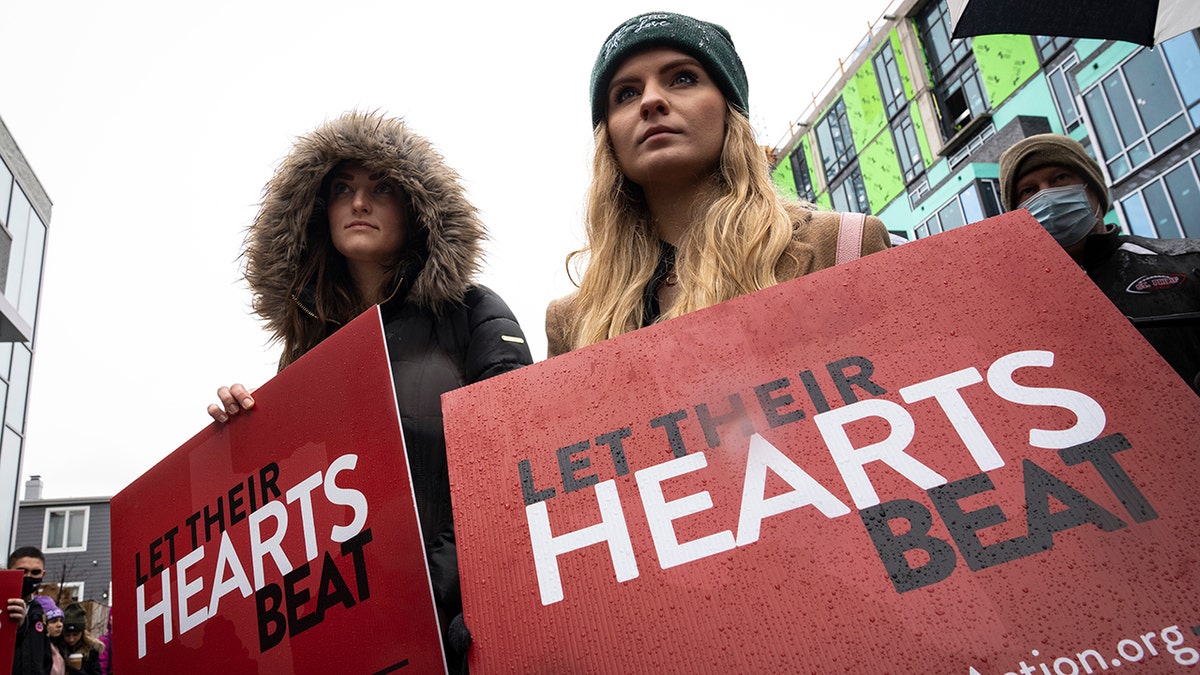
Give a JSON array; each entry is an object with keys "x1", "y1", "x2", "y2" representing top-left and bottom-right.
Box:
[{"x1": 545, "y1": 209, "x2": 891, "y2": 357}]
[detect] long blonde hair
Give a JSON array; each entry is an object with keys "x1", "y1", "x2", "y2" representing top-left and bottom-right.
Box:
[{"x1": 566, "y1": 105, "x2": 797, "y2": 350}]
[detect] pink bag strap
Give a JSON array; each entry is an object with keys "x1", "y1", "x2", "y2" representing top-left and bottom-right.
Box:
[{"x1": 835, "y1": 211, "x2": 866, "y2": 265}]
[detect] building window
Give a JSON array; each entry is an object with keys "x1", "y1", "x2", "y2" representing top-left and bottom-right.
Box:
[
  {"x1": 892, "y1": 112, "x2": 925, "y2": 183},
  {"x1": 933, "y1": 61, "x2": 989, "y2": 139},
  {"x1": 0, "y1": 159, "x2": 12, "y2": 231},
  {"x1": 46, "y1": 582, "x2": 83, "y2": 606},
  {"x1": 917, "y1": 0, "x2": 988, "y2": 139},
  {"x1": 1035, "y1": 35, "x2": 1073, "y2": 63},
  {"x1": 1, "y1": 186, "x2": 46, "y2": 330},
  {"x1": 829, "y1": 165, "x2": 870, "y2": 214},
  {"x1": 948, "y1": 122, "x2": 997, "y2": 168},
  {"x1": 977, "y1": 178, "x2": 1003, "y2": 217},
  {"x1": 914, "y1": 180, "x2": 1001, "y2": 238},
  {"x1": 43, "y1": 507, "x2": 89, "y2": 552},
  {"x1": 815, "y1": 98, "x2": 857, "y2": 181},
  {"x1": 916, "y1": 0, "x2": 973, "y2": 83},
  {"x1": 1162, "y1": 31, "x2": 1200, "y2": 126},
  {"x1": 908, "y1": 176, "x2": 932, "y2": 209},
  {"x1": 1118, "y1": 150, "x2": 1200, "y2": 238},
  {"x1": 1083, "y1": 38, "x2": 1197, "y2": 181},
  {"x1": 874, "y1": 43, "x2": 906, "y2": 120},
  {"x1": 6, "y1": 345, "x2": 30, "y2": 432},
  {"x1": 788, "y1": 146, "x2": 817, "y2": 202},
  {"x1": 1046, "y1": 51, "x2": 1082, "y2": 132}
]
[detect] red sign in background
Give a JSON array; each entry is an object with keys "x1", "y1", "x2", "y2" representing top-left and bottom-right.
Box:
[
  {"x1": 444, "y1": 212, "x2": 1200, "y2": 674},
  {"x1": 111, "y1": 309, "x2": 446, "y2": 674}
]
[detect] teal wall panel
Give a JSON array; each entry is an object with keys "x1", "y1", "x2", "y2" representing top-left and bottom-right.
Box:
[
  {"x1": 991, "y1": 74, "x2": 1062, "y2": 133},
  {"x1": 1075, "y1": 41, "x2": 1137, "y2": 91}
]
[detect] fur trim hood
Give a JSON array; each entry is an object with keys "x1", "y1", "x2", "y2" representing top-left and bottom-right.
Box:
[{"x1": 244, "y1": 111, "x2": 485, "y2": 337}]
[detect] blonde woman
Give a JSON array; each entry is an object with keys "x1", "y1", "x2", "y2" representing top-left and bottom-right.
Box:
[{"x1": 547, "y1": 12, "x2": 891, "y2": 356}]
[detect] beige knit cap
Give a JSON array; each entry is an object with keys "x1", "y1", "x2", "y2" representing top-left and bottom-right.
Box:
[{"x1": 998, "y1": 133, "x2": 1110, "y2": 212}]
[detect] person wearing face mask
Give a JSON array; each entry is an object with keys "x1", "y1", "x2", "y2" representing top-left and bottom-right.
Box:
[
  {"x1": 999, "y1": 133, "x2": 1200, "y2": 392},
  {"x1": 8, "y1": 546, "x2": 51, "y2": 675}
]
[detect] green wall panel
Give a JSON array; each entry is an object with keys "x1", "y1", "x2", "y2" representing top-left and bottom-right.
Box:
[
  {"x1": 891, "y1": 30, "x2": 915, "y2": 100},
  {"x1": 843, "y1": 61, "x2": 888, "y2": 151},
  {"x1": 972, "y1": 34, "x2": 1040, "y2": 109},
  {"x1": 772, "y1": 152, "x2": 797, "y2": 198},
  {"x1": 859, "y1": 133, "x2": 906, "y2": 211},
  {"x1": 815, "y1": 192, "x2": 833, "y2": 210},
  {"x1": 910, "y1": 106, "x2": 933, "y2": 169},
  {"x1": 773, "y1": 137, "x2": 822, "y2": 202}
]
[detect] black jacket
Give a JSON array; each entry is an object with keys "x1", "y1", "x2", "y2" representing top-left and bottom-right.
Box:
[
  {"x1": 380, "y1": 281, "x2": 531, "y2": 619},
  {"x1": 1081, "y1": 227, "x2": 1200, "y2": 391},
  {"x1": 13, "y1": 599, "x2": 51, "y2": 675},
  {"x1": 245, "y1": 112, "x2": 534, "y2": 672}
]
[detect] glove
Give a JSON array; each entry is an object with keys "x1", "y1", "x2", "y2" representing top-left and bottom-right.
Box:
[{"x1": 449, "y1": 612, "x2": 472, "y2": 653}]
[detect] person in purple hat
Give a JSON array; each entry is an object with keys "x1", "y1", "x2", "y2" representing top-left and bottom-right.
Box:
[{"x1": 32, "y1": 597, "x2": 63, "y2": 675}]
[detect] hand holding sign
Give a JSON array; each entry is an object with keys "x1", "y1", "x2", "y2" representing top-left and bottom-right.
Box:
[
  {"x1": 112, "y1": 310, "x2": 447, "y2": 674},
  {"x1": 4, "y1": 597, "x2": 24, "y2": 626},
  {"x1": 0, "y1": 569, "x2": 24, "y2": 675},
  {"x1": 206, "y1": 383, "x2": 256, "y2": 424}
]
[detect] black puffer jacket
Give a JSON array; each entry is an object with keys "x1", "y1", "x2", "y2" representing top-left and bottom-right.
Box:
[
  {"x1": 243, "y1": 112, "x2": 533, "y2": 663},
  {"x1": 378, "y1": 277, "x2": 530, "y2": 620},
  {"x1": 1081, "y1": 227, "x2": 1200, "y2": 391},
  {"x1": 12, "y1": 598, "x2": 51, "y2": 675}
]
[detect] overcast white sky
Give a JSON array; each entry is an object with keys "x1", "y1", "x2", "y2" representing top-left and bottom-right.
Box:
[{"x1": 0, "y1": 0, "x2": 892, "y2": 499}]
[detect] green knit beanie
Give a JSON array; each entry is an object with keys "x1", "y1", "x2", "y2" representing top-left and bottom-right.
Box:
[
  {"x1": 590, "y1": 12, "x2": 749, "y2": 128},
  {"x1": 998, "y1": 133, "x2": 1110, "y2": 212}
]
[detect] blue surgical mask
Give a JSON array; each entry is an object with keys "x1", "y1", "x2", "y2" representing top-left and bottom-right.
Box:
[{"x1": 1019, "y1": 183, "x2": 1100, "y2": 247}]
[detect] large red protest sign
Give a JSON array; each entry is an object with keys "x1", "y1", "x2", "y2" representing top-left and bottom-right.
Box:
[
  {"x1": 444, "y1": 211, "x2": 1200, "y2": 674},
  {"x1": 111, "y1": 308, "x2": 446, "y2": 674}
]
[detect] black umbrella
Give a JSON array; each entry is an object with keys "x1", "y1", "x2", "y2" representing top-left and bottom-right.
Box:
[{"x1": 949, "y1": 0, "x2": 1200, "y2": 46}]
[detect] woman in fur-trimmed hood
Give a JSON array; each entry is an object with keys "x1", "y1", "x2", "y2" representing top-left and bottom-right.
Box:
[
  {"x1": 212, "y1": 111, "x2": 532, "y2": 672},
  {"x1": 245, "y1": 110, "x2": 495, "y2": 367}
]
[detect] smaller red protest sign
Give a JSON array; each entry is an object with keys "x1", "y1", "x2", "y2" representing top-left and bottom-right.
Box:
[
  {"x1": 111, "y1": 308, "x2": 445, "y2": 674},
  {"x1": 0, "y1": 570, "x2": 22, "y2": 675},
  {"x1": 444, "y1": 212, "x2": 1200, "y2": 673}
]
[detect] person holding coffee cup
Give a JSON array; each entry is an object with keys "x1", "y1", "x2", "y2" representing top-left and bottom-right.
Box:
[{"x1": 54, "y1": 604, "x2": 101, "y2": 675}]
